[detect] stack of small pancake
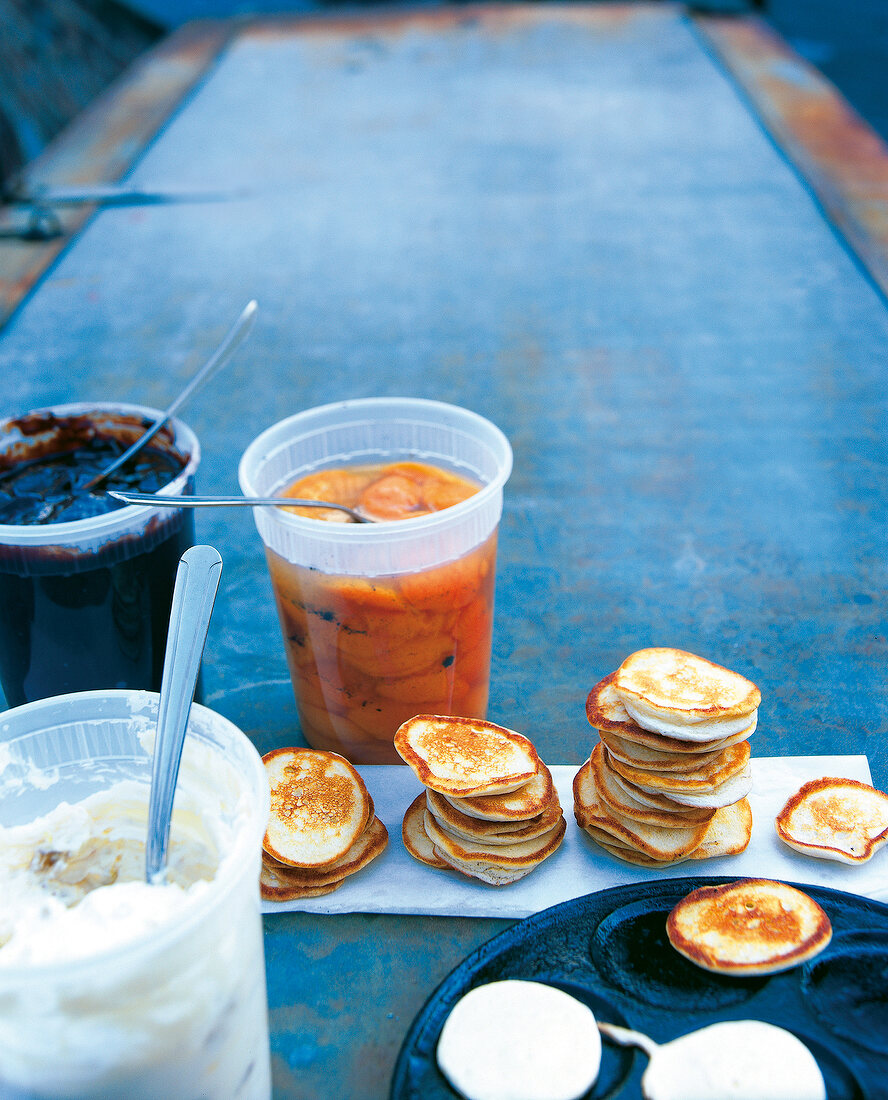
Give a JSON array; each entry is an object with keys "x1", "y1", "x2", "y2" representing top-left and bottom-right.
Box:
[
  {"x1": 574, "y1": 648, "x2": 760, "y2": 867},
  {"x1": 260, "y1": 747, "x2": 388, "y2": 901},
  {"x1": 396, "y1": 714, "x2": 565, "y2": 885}
]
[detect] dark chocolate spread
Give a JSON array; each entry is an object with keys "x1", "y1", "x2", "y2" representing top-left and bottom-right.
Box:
[{"x1": 0, "y1": 413, "x2": 186, "y2": 525}]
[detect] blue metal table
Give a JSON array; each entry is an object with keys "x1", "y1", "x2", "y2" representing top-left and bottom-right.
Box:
[{"x1": 2, "y1": 5, "x2": 888, "y2": 1096}]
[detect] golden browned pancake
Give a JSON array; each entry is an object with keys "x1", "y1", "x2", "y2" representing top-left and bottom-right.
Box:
[
  {"x1": 689, "y1": 798, "x2": 753, "y2": 859},
  {"x1": 582, "y1": 825, "x2": 692, "y2": 867},
  {"x1": 394, "y1": 715, "x2": 540, "y2": 797},
  {"x1": 586, "y1": 673, "x2": 647, "y2": 734},
  {"x1": 584, "y1": 745, "x2": 715, "y2": 828},
  {"x1": 606, "y1": 740, "x2": 751, "y2": 794},
  {"x1": 605, "y1": 767, "x2": 713, "y2": 815},
  {"x1": 651, "y1": 766, "x2": 753, "y2": 810},
  {"x1": 260, "y1": 854, "x2": 346, "y2": 901},
  {"x1": 401, "y1": 792, "x2": 449, "y2": 869},
  {"x1": 573, "y1": 769, "x2": 710, "y2": 861},
  {"x1": 262, "y1": 815, "x2": 388, "y2": 888},
  {"x1": 574, "y1": 748, "x2": 712, "y2": 827},
  {"x1": 776, "y1": 776, "x2": 888, "y2": 863},
  {"x1": 262, "y1": 747, "x2": 371, "y2": 867},
  {"x1": 426, "y1": 785, "x2": 562, "y2": 845},
  {"x1": 586, "y1": 673, "x2": 752, "y2": 751},
  {"x1": 617, "y1": 722, "x2": 752, "y2": 752},
  {"x1": 666, "y1": 879, "x2": 832, "y2": 974},
  {"x1": 613, "y1": 649, "x2": 760, "y2": 739},
  {"x1": 446, "y1": 763, "x2": 555, "y2": 822},
  {"x1": 598, "y1": 728, "x2": 724, "y2": 772},
  {"x1": 424, "y1": 809, "x2": 566, "y2": 885}
]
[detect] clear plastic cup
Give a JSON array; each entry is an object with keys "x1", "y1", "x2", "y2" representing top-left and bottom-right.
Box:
[
  {"x1": 238, "y1": 397, "x2": 513, "y2": 764},
  {"x1": 0, "y1": 689, "x2": 271, "y2": 1099},
  {"x1": 0, "y1": 403, "x2": 200, "y2": 708}
]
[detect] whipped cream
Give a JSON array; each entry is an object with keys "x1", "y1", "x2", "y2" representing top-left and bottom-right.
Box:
[{"x1": 0, "y1": 781, "x2": 218, "y2": 967}]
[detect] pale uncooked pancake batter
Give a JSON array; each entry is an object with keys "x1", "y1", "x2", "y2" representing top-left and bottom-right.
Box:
[{"x1": 437, "y1": 980, "x2": 601, "y2": 1100}]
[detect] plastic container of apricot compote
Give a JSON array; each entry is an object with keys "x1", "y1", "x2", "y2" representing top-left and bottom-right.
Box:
[{"x1": 239, "y1": 397, "x2": 513, "y2": 764}]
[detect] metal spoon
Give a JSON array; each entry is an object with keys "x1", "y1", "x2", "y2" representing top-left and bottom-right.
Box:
[
  {"x1": 108, "y1": 489, "x2": 375, "y2": 523},
  {"x1": 145, "y1": 544, "x2": 223, "y2": 885},
  {"x1": 84, "y1": 299, "x2": 258, "y2": 491}
]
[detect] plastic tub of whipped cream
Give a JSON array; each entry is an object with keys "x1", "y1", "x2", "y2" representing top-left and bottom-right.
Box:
[{"x1": 0, "y1": 689, "x2": 271, "y2": 1099}]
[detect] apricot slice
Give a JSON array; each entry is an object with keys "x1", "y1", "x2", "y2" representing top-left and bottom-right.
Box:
[
  {"x1": 400, "y1": 554, "x2": 486, "y2": 611},
  {"x1": 359, "y1": 474, "x2": 431, "y2": 520},
  {"x1": 376, "y1": 666, "x2": 454, "y2": 702},
  {"x1": 283, "y1": 468, "x2": 367, "y2": 506}
]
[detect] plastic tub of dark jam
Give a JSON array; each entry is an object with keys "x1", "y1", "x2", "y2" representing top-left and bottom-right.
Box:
[{"x1": 0, "y1": 403, "x2": 200, "y2": 707}]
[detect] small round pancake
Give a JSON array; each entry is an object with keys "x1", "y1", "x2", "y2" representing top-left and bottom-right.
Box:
[
  {"x1": 666, "y1": 879, "x2": 832, "y2": 975},
  {"x1": 593, "y1": 745, "x2": 715, "y2": 825},
  {"x1": 573, "y1": 765, "x2": 710, "y2": 860},
  {"x1": 577, "y1": 749, "x2": 714, "y2": 828},
  {"x1": 587, "y1": 673, "x2": 752, "y2": 752},
  {"x1": 604, "y1": 745, "x2": 752, "y2": 808},
  {"x1": 433, "y1": 797, "x2": 548, "y2": 837},
  {"x1": 689, "y1": 798, "x2": 753, "y2": 859},
  {"x1": 651, "y1": 766, "x2": 753, "y2": 809},
  {"x1": 583, "y1": 825, "x2": 691, "y2": 868},
  {"x1": 437, "y1": 980, "x2": 601, "y2": 1100},
  {"x1": 606, "y1": 767, "x2": 717, "y2": 815},
  {"x1": 588, "y1": 798, "x2": 709, "y2": 861},
  {"x1": 776, "y1": 776, "x2": 888, "y2": 864},
  {"x1": 260, "y1": 854, "x2": 346, "y2": 901},
  {"x1": 616, "y1": 721, "x2": 753, "y2": 753},
  {"x1": 446, "y1": 764, "x2": 554, "y2": 822},
  {"x1": 427, "y1": 786, "x2": 562, "y2": 845},
  {"x1": 394, "y1": 715, "x2": 540, "y2": 797},
  {"x1": 613, "y1": 648, "x2": 760, "y2": 739},
  {"x1": 262, "y1": 747, "x2": 370, "y2": 867},
  {"x1": 402, "y1": 792, "x2": 449, "y2": 869},
  {"x1": 425, "y1": 810, "x2": 566, "y2": 885},
  {"x1": 432, "y1": 856, "x2": 542, "y2": 886},
  {"x1": 425, "y1": 810, "x2": 565, "y2": 864},
  {"x1": 261, "y1": 816, "x2": 388, "y2": 887},
  {"x1": 598, "y1": 728, "x2": 724, "y2": 772},
  {"x1": 605, "y1": 741, "x2": 750, "y2": 793}
]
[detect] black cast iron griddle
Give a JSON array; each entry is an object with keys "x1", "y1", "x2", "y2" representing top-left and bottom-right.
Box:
[{"x1": 389, "y1": 876, "x2": 888, "y2": 1100}]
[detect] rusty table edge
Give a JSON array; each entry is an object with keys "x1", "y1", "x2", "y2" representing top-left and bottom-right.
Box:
[
  {"x1": 3, "y1": 4, "x2": 888, "y2": 329},
  {"x1": 0, "y1": 19, "x2": 239, "y2": 331},
  {"x1": 694, "y1": 11, "x2": 888, "y2": 306}
]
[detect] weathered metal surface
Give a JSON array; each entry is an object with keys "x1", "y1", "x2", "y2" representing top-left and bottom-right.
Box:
[
  {"x1": 0, "y1": 19, "x2": 235, "y2": 326},
  {"x1": 0, "y1": 0, "x2": 161, "y2": 177},
  {"x1": 2, "y1": 5, "x2": 888, "y2": 1097},
  {"x1": 243, "y1": 1, "x2": 653, "y2": 40},
  {"x1": 697, "y1": 13, "x2": 888, "y2": 301}
]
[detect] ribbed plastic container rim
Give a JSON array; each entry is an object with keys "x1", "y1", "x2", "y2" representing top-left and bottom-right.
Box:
[
  {"x1": 0, "y1": 402, "x2": 200, "y2": 547},
  {"x1": 237, "y1": 397, "x2": 513, "y2": 576}
]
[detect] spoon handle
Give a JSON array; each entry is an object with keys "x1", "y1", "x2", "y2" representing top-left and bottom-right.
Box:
[
  {"x1": 108, "y1": 490, "x2": 372, "y2": 523},
  {"x1": 596, "y1": 1022, "x2": 660, "y2": 1058},
  {"x1": 85, "y1": 299, "x2": 258, "y2": 490},
  {"x1": 146, "y1": 545, "x2": 223, "y2": 884}
]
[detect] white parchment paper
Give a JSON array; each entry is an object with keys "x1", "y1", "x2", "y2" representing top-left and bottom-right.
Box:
[{"x1": 261, "y1": 756, "x2": 887, "y2": 917}]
